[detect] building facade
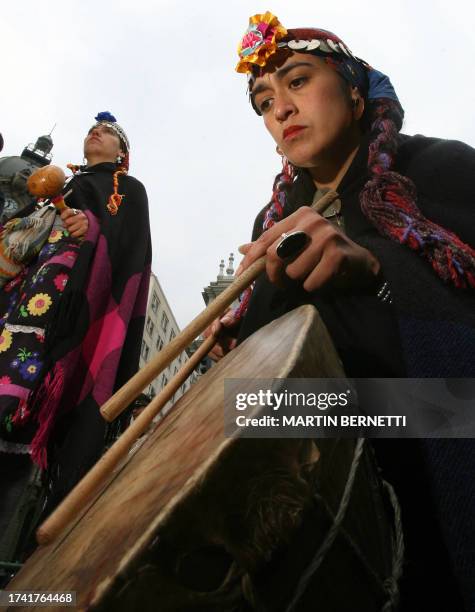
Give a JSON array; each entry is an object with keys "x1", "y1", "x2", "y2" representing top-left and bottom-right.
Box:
[
  {"x1": 197, "y1": 254, "x2": 237, "y2": 373},
  {"x1": 0, "y1": 134, "x2": 53, "y2": 222},
  {"x1": 139, "y1": 272, "x2": 198, "y2": 406},
  {"x1": 202, "y1": 253, "x2": 236, "y2": 306}
]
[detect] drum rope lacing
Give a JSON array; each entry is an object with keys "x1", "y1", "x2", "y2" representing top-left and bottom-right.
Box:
[
  {"x1": 381, "y1": 478, "x2": 404, "y2": 611},
  {"x1": 285, "y1": 439, "x2": 404, "y2": 612}
]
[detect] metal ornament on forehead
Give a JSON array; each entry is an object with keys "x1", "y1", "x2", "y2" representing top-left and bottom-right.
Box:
[
  {"x1": 236, "y1": 12, "x2": 401, "y2": 114},
  {"x1": 92, "y1": 111, "x2": 130, "y2": 152}
]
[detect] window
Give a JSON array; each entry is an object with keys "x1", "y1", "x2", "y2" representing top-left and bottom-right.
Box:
[
  {"x1": 161, "y1": 373, "x2": 168, "y2": 388},
  {"x1": 181, "y1": 382, "x2": 187, "y2": 394},
  {"x1": 146, "y1": 317, "x2": 154, "y2": 338},
  {"x1": 161, "y1": 312, "x2": 169, "y2": 332},
  {"x1": 148, "y1": 385, "x2": 156, "y2": 399},
  {"x1": 156, "y1": 335, "x2": 164, "y2": 352},
  {"x1": 169, "y1": 329, "x2": 176, "y2": 342},
  {"x1": 151, "y1": 291, "x2": 160, "y2": 314},
  {"x1": 141, "y1": 340, "x2": 149, "y2": 361}
]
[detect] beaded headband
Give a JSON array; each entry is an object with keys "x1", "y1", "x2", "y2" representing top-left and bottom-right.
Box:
[
  {"x1": 92, "y1": 111, "x2": 130, "y2": 152},
  {"x1": 236, "y1": 13, "x2": 365, "y2": 74},
  {"x1": 236, "y1": 12, "x2": 401, "y2": 113}
]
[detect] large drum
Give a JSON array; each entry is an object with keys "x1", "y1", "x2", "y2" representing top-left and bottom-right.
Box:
[{"x1": 6, "y1": 305, "x2": 400, "y2": 611}]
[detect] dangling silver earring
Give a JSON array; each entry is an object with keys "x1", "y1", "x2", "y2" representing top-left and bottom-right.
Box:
[
  {"x1": 278, "y1": 150, "x2": 295, "y2": 182},
  {"x1": 82, "y1": 157, "x2": 87, "y2": 166},
  {"x1": 116, "y1": 155, "x2": 122, "y2": 164}
]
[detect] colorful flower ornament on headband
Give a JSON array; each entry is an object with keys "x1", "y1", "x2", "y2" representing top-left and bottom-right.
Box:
[
  {"x1": 236, "y1": 15, "x2": 402, "y2": 112},
  {"x1": 236, "y1": 12, "x2": 287, "y2": 73}
]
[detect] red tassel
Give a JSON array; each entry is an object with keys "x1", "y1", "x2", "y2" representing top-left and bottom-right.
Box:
[
  {"x1": 106, "y1": 169, "x2": 127, "y2": 215},
  {"x1": 29, "y1": 362, "x2": 65, "y2": 468},
  {"x1": 11, "y1": 397, "x2": 31, "y2": 425},
  {"x1": 106, "y1": 193, "x2": 123, "y2": 216}
]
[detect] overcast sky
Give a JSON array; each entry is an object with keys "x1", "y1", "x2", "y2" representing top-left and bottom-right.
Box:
[{"x1": 3, "y1": 0, "x2": 474, "y2": 328}]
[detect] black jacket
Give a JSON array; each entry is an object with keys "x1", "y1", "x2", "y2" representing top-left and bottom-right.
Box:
[{"x1": 238, "y1": 134, "x2": 475, "y2": 611}]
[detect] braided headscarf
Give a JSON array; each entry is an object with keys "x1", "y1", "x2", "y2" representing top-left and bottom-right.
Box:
[{"x1": 234, "y1": 12, "x2": 475, "y2": 322}]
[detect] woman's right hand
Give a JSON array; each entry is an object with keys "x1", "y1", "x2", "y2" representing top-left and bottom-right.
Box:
[
  {"x1": 203, "y1": 311, "x2": 238, "y2": 362},
  {"x1": 236, "y1": 207, "x2": 380, "y2": 292},
  {"x1": 61, "y1": 207, "x2": 89, "y2": 239}
]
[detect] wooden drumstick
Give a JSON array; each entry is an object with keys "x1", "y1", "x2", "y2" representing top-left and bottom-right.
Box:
[
  {"x1": 36, "y1": 334, "x2": 216, "y2": 545},
  {"x1": 100, "y1": 190, "x2": 339, "y2": 422},
  {"x1": 35, "y1": 189, "x2": 339, "y2": 545}
]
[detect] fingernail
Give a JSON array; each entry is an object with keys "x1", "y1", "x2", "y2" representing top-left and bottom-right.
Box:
[{"x1": 220, "y1": 314, "x2": 233, "y2": 325}]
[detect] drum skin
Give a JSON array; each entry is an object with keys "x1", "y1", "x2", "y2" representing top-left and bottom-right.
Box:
[{"x1": 7, "y1": 306, "x2": 396, "y2": 611}]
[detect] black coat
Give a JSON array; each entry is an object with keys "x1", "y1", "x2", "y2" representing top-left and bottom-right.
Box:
[
  {"x1": 41, "y1": 163, "x2": 152, "y2": 511},
  {"x1": 238, "y1": 134, "x2": 475, "y2": 611}
]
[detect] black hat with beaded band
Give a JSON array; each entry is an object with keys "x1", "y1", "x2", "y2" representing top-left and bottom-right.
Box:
[
  {"x1": 92, "y1": 111, "x2": 130, "y2": 170},
  {"x1": 92, "y1": 112, "x2": 130, "y2": 215},
  {"x1": 68, "y1": 111, "x2": 130, "y2": 216}
]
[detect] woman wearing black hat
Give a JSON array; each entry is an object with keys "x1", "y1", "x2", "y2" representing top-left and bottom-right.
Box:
[{"x1": 0, "y1": 112, "x2": 151, "y2": 555}]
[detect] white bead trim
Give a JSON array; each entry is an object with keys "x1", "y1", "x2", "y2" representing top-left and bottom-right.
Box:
[
  {"x1": 327, "y1": 39, "x2": 340, "y2": 53},
  {"x1": 5, "y1": 323, "x2": 45, "y2": 336},
  {"x1": 280, "y1": 38, "x2": 356, "y2": 61},
  {"x1": 306, "y1": 40, "x2": 321, "y2": 50},
  {"x1": 376, "y1": 281, "x2": 392, "y2": 304},
  {"x1": 288, "y1": 39, "x2": 310, "y2": 50}
]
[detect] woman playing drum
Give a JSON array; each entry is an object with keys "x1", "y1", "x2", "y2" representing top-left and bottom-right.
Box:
[{"x1": 209, "y1": 13, "x2": 475, "y2": 611}]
